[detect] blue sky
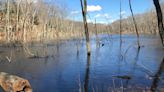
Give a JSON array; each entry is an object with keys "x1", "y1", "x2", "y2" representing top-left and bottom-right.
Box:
[{"x1": 57, "y1": 0, "x2": 162, "y2": 24}]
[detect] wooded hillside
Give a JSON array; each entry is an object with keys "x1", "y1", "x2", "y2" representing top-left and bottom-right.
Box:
[{"x1": 0, "y1": 0, "x2": 163, "y2": 42}]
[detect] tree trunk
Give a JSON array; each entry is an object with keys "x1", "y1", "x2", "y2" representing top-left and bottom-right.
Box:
[
  {"x1": 120, "y1": 0, "x2": 122, "y2": 53},
  {"x1": 80, "y1": 0, "x2": 91, "y2": 55},
  {"x1": 129, "y1": 0, "x2": 140, "y2": 48},
  {"x1": 94, "y1": 19, "x2": 100, "y2": 47},
  {"x1": 153, "y1": 0, "x2": 164, "y2": 47},
  {"x1": 5, "y1": 0, "x2": 10, "y2": 42}
]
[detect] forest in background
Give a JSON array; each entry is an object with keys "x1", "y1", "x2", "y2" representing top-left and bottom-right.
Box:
[{"x1": 0, "y1": 0, "x2": 163, "y2": 43}]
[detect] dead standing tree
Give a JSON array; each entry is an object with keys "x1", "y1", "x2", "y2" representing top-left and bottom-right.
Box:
[
  {"x1": 129, "y1": 0, "x2": 140, "y2": 48},
  {"x1": 80, "y1": 0, "x2": 91, "y2": 55},
  {"x1": 120, "y1": 0, "x2": 123, "y2": 59},
  {"x1": 5, "y1": 0, "x2": 10, "y2": 42},
  {"x1": 153, "y1": 0, "x2": 164, "y2": 47}
]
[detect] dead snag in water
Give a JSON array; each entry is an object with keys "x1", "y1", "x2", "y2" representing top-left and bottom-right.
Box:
[
  {"x1": 94, "y1": 19, "x2": 100, "y2": 48},
  {"x1": 153, "y1": 0, "x2": 164, "y2": 47},
  {"x1": 0, "y1": 72, "x2": 32, "y2": 92},
  {"x1": 120, "y1": 0, "x2": 122, "y2": 49},
  {"x1": 119, "y1": 0, "x2": 123, "y2": 61},
  {"x1": 80, "y1": 0, "x2": 91, "y2": 55},
  {"x1": 129, "y1": 0, "x2": 140, "y2": 48}
]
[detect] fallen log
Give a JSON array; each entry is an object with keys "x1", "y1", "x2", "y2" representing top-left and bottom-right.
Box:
[{"x1": 0, "y1": 72, "x2": 32, "y2": 92}]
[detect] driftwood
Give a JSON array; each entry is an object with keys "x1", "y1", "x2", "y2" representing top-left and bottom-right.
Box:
[{"x1": 0, "y1": 72, "x2": 32, "y2": 92}]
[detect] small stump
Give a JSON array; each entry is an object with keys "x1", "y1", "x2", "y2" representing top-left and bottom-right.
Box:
[{"x1": 0, "y1": 72, "x2": 32, "y2": 92}]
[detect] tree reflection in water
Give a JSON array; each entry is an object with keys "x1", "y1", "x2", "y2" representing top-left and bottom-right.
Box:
[
  {"x1": 84, "y1": 54, "x2": 91, "y2": 92},
  {"x1": 151, "y1": 58, "x2": 164, "y2": 92}
]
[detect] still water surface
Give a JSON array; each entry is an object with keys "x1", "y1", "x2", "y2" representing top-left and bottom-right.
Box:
[{"x1": 0, "y1": 35, "x2": 163, "y2": 92}]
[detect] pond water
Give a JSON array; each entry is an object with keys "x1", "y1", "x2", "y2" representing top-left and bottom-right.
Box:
[{"x1": 0, "y1": 35, "x2": 163, "y2": 92}]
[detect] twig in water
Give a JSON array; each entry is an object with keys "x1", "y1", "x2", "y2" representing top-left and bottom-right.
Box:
[
  {"x1": 23, "y1": 45, "x2": 35, "y2": 57},
  {"x1": 120, "y1": 79, "x2": 124, "y2": 92},
  {"x1": 112, "y1": 78, "x2": 116, "y2": 91},
  {"x1": 5, "y1": 56, "x2": 11, "y2": 63},
  {"x1": 78, "y1": 77, "x2": 82, "y2": 92},
  {"x1": 5, "y1": 51, "x2": 12, "y2": 63}
]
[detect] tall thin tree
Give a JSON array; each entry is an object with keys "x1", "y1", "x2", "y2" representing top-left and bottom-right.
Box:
[
  {"x1": 120, "y1": 0, "x2": 122, "y2": 54},
  {"x1": 129, "y1": 0, "x2": 140, "y2": 48},
  {"x1": 153, "y1": 0, "x2": 164, "y2": 47},
  {"x1": 94, "y1": 19, "x2": 100, "y2": 47},
  {"x1": 6, "y1": 0, "x2": 10, "y2": 42},
  {"x1": 80, "y1": 0, "x2": 91, "y2": 55},
  {"x1": 16, "y1": 0, "x2": 22, "y2": 41}
]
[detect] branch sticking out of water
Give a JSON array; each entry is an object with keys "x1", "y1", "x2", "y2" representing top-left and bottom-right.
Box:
[
  {"x1": 129, "y1": 0, "x2": 140, "y2": 48},
  {"x1": 5, "y1": 51, "x2": 12, "y2": 63},
  {"x1": 23, "y1": 45, "x2": 35, "y2": 57},
  {"x1": 5, "y1": 56, "x2": 11, "y2": 63}
]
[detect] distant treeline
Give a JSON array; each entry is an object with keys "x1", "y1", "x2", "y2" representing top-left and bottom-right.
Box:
[
  {"x1": 92, "y1": 2, "x2": 164, "y2": 35},
  {"x1": 72, "y1": 2, "x2": 164, "y2": 35},
  {"x1": 0, "y1": 0, "x2": 163, "y2": 43}
]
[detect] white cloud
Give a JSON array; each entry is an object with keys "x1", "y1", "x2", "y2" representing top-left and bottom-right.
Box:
[
  {"x1": 93, "y1": 13, "x2": 118, "y2": 24},
  {"x1": 87, "y1": 5, "x2": 102, "y2": 12},
  {"x1": 71, "y1": 11, "x2": 80, "y2": 15},
  {"x1": 33, "y1": 0, "x2": 38, "y2": 3},
  {"x1": 110, "y1": 19, "x2": 117, "y2": 23},
  {"x1": 87, "y1": 18, "x2": 92, "y2": 23},
  {"x1": 18, "y1": 0, "x2": 38, "y2": 3},
  {"x1": 121, "y1": 11, "x2": 126, "y2": 15},
  {"x1": 94, "y1": 13, "x2": 111, "y2": 19},
  {"x1": 120, "y1": 11, "x2": 129, "y2": 18},
  {"x1": 97, "y1": 21, "x2": 108, "y2": 24}
]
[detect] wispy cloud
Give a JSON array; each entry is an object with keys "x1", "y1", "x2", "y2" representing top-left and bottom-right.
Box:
[
  {"x1": 87, "y1": 5, "x2": 102, "y2": 12},
  {"x1": 71, "y1": 11, "x2": 80, "y2": 15},
  {"x1": 25, "y1": 0, "x2": 38, "y2": 3},
  {"x1": 94, "y1": 13, "x2": 111, "y2": 19},
  {"x1": 119, "y1": 11, "x2": 128, "y2": 18},
  {"x1": 87, "y1": 18, "x2": 92, "y2": 23},
  {"x1": 110, "y1": 18, "x2": 118, "y2": 23},
  {"x1": 33, "y1": 0, "x2": 38, "y2": 3},
  {"x1": 121, "y1": 11, "x2": 126, "y2": 15}
]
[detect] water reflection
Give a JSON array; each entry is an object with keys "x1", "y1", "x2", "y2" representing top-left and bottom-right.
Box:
[
  {"x1": 135, "y1": 47, "x2": 140, "y2": 61},
  {"x1": 0, "y1": 35, "x2": 163, "y2": 92},
  {"x1": 151, "y1": 58, "x2": 164, "y2": 92},
  {"x1": 84, "y1": 55, "x2": 91, "y2": 92}
]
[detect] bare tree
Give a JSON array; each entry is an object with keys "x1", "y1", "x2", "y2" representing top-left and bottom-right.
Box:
[
  {"x1": 5, "y1": 0, "x2": 10, "y2": 42},
  {"x1": 94, "y1": 19, "x2": 100, "y2": 47},
  {"x1": 153, "y1": 0, "x2": 164, "y2": 47},
  {"x1": 80, "y1": 0, "x2": 91, "y2": 55},
  {"x1": 120, "y1": 0, "x2": 122, "y2": 54},
  {"x1": 129, "y1": 0, "x2": 140, "y2": 48}
]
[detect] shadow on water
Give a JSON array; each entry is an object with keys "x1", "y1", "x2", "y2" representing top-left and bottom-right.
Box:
[
  {"x1": 84, "y1": 54, "x2": 91, "y2": 92},
  {"x1": 151, "y1": 58, "x2": 164, "y2": 92}
]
